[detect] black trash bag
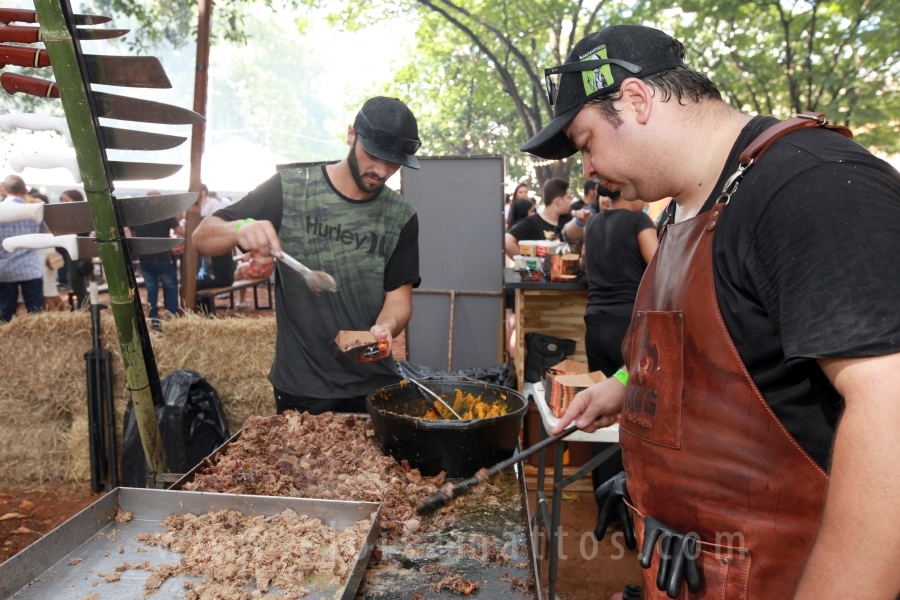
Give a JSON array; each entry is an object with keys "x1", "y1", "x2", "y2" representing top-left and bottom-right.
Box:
[
  {"x1": 524, "y1": 333, "x2": 576, "y2": 383},
  {"x1": 121, "y1": 369, "x2": 231, "y2": 487},
  {"x1": 395, "y1": 360, "x2": 514, "y2": 388}
]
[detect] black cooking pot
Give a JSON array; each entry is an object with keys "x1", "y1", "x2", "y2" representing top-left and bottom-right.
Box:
[{"x1": 366, "y1": 377, "x2": 527, "y2": 478}]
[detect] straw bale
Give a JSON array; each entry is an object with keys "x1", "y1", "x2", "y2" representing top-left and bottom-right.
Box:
[{"x1": 0, "y1": 311, "x2": 276, "y2": 485}]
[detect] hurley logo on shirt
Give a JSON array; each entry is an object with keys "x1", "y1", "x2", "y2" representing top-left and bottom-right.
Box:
[{"x1": 306, "y1": 215, "x2": 390, "y2": 258}]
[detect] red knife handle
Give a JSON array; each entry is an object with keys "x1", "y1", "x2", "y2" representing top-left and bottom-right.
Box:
[
  {"x1": 0, "y1": 9, "x2": 38, "y2": 25},
  {"x1": 0, "y1": 25, "x2": 42, "y2": 44},
  {"x1": 0, "y1": 72, "x2": 58, "y2": 98},
  {"x1": 0, "y1": 45, "x2": 49, "y2": 68}
]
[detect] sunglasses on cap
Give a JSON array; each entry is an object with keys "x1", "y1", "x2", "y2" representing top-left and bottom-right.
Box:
[
  {"x1": 358, "y1": 111, "x2": 422, "y2": 155},
  {"x1": 544, "y1": 58, "x2": 643, "y2": 106}
]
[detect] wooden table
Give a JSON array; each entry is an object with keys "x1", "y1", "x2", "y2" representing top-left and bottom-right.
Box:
[{"x1": 504, "y1": 268, "x2": 589, "y2": 391}]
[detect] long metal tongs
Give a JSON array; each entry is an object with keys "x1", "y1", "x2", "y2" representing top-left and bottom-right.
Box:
[
  {"x1": 406, "y1": 379, "x2": 462, "y2": 420},
  {"x1": 417, "y1": 424, "x2": 580, "y2": 514}
]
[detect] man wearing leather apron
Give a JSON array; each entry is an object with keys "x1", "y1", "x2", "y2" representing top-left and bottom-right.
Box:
[{"x1": 522, "y1": 25, "x2": 900, "y2": 600}]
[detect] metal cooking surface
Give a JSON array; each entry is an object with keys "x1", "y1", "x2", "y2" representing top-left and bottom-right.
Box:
[{"x1": 0, "y1": 489, "x2": 379, "y2": 600}]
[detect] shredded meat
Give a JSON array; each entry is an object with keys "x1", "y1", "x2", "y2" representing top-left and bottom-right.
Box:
[
  {"x1": 182, "y1": 412, "x2": 454, "y2": 539},
  {"x1": 428, "y1": 574, "x2": 480, "y2": 595},
  {"x1": 138, "y1": 508, "x2": 369, "y2": 598},
  {"x1": 114, "y1": 508, "x2": 133, "y2": 523}
]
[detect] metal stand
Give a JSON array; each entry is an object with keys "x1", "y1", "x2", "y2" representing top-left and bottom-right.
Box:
[
  {"x1": 529, "y1": 384, "x2": 620, "y2": 599},
  {"x1": 84, "y1": 282, "x2": 118, "y2": 491}
]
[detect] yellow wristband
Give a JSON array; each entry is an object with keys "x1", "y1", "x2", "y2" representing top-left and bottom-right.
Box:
[
  {"x1": 234, "y1": 218, "x2": 256, "y2": 231},
  {"x1": 612, "y1": 369, "x2": 628, "y2": 387}
]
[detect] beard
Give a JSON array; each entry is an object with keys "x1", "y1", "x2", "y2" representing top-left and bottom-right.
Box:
[
  {"x1": 348, "y1": 139, "x2": 385, "y2": 194},
  {"x1": 596, "y1": 184, "x2": 621, "y2": 199}
]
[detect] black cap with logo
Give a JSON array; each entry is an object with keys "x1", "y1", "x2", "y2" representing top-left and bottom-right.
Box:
[
  {"x1": 521, "y1": 25, "x2": 686, "y2": 160},
  {"x1": 353, "y1": 97, "x2": 421, "y2": 170}
]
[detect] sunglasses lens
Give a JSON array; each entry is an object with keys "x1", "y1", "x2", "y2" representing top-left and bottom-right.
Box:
[{"x1": 546, "y1": 73, "x2": 561, "y2": 105}]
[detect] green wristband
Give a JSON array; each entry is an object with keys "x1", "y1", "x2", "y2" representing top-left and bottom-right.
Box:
[
  {"x1": 234, "y1": 218, "x2": 256, "y2": 231},
  {"x1": 612, "y1": 368, "x2": 628, "y2": 387}
]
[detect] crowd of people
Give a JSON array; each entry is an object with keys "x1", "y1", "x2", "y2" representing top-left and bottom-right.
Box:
[{"x1": 0, "y1": 176, "x2": 251, "y2": 326}]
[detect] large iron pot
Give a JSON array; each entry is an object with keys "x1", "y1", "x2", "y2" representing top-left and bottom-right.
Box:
[{"x1": 366, "y1": 377, "x2": 527, "y2": 478}]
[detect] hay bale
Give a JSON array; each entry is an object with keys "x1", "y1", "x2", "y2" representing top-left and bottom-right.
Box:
[{"x1": 0, "y1": 311, "x2": 277, "y2": 485}]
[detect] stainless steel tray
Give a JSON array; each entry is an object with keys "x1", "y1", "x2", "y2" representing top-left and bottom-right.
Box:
[{"x1": 0, "y1": 488, "x2": 380, "y2": 600}]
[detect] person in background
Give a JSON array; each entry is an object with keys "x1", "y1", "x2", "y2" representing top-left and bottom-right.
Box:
[
  {"x1": 28, "y1": 193, "x2": 64, "y2": 311},
  {"x1": 506, "y1": 198, "x2": 535, "y2": 230},
  {"x1": 0, "y1": 175, "x2": 44, "y2": 322},
  {"x1": 131, "y1": 190, "x2": 184, "y2": 328},
  {"x1": 569, "y1": 179, "x2": 599, "y2": 214},
  {"x1": 504, "y1": 177, "x2": 572, "y2": 258},
  {"x1": 198, "y1": 184, "x2": 220, "y2": 218},
  {"x1": 504, "y1": 182, "x2": 530, "y2": 224},
  {"x1": 58, "y1": 189, "x2": 92, "y2": 309}
]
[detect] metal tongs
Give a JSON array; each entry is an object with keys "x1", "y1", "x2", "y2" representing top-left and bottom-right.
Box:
[
  {"x1": 277, "y1": 249, "x2": 337, "y2": 293},
  {"x1": 405, "y1": 379, "x2": 462, "y2": 420},
  {"x1": 416, "y1": 424, "x2": 579, "y2": 514}
]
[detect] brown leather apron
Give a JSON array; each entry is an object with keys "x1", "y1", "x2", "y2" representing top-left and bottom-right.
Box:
[{"x1": 619, "y1": 113, "x2": 851, "y2": 599}]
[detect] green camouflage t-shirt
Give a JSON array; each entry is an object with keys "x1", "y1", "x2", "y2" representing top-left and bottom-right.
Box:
[{"x1": 216, "y1": 165, "x2": 419, "y2": 398}]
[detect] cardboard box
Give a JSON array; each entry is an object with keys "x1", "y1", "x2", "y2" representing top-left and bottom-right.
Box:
[
  {"x1": 335, "y1": 330, "x2": 390, "y2": 363},
  {"x1": 544, "y1": 359, "x2": 607, "y2": 418}
]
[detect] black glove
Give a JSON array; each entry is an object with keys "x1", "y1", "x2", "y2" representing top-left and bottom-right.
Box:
[
  {"x1": 593, "y1": 471, "x2": 635, "y2": 550},
  {"x1": 640, "y1": 516, "x2": 702, "y2": 598}
]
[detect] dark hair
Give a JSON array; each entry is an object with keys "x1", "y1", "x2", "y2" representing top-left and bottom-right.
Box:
[
  {"x1": 31, "y1": 192, "x2": 49, "y2": 204},
  {"x1": 586, "y1": 67, "x2": 722, "y2": 127},
  {"x1": 508, "y1": 199, "x2": 534, "y2": 228},
  {"x1": 61, "y1": 189, "x2": 84, "y2": 202},
  {"x1": 542, "y1": 178, "x2": 569, "y2": 204},
  {"x1": 200, "y1": 183, "x2": 209, "y2": 194},
  {"x1": 583, "y1": 180, "x2": 598, "y2": 195}
]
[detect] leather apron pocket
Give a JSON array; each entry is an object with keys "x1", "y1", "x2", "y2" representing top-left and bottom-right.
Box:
[
  {"x1": 621, "y1": 311, "x2": 684, "y2": 449},
  {"x1": 627, "y1": 501, "x2": 752, "y2": 600}
]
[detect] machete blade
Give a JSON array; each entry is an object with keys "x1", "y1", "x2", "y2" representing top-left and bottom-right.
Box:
[
  {"x1": 21, "y1": 193, "x2": 198, "y2": 235},
  {"x1": 109, "y1": 161, "x2": 183, "y2": 181},
  {"x1": 76, "y1": 28, "x2": 130, "y2": 41},
  {"x1": 84, "y1": 55, "x2": 171, "y2": 89},
  {"x1": 94, "y1": 91, "x2": 206, "y2": 125},
  {"x1": 101, "y1": 126, "x2": 187, "y2": 151},
  {"x1": 118, "y1": 193, "x2": 198, "y2": 226}
]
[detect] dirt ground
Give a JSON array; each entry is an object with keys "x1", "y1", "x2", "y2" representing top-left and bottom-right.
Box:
[
  {"x1": 528, "y1": 490, "x2": 643, "y2": 600},
  {"x1": 0, "y1": 484, "x2": 99, "y2": 565}
]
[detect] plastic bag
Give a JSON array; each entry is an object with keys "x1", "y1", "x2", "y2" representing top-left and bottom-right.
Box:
[
  {"x1": 395, "y1": 360, "x2": 514, "y2": 388},
  {"x1": 121, "y1": 369, "x2": 231, "y2": 487}
]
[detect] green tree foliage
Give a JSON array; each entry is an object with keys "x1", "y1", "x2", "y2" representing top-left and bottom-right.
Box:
[{"x1": 657, "y1": 0, "x2": 900, "y2": 153}]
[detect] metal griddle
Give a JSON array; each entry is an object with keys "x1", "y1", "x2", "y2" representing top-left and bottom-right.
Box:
[
  {"x1": 0, "y1": 488, "x2": 380, "y2": 600},
  {"x1": 170, "y1": 416, "x2": 541, "y2": 599}
]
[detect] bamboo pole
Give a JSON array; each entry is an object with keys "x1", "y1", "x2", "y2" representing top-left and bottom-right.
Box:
[{"x1": 35, "y1": 0, "x2": 167, "y2": 473}]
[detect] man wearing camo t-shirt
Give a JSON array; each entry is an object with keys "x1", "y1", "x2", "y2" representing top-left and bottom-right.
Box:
[{"x1": 193, "y1": 97, "x2": 421, "y2": 414}]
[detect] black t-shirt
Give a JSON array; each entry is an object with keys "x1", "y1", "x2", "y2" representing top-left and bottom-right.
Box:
[
  {"x1": 507, "y1": 212, "x2": 571, "y2": 241},
  {"x1": 131, "y1": 217, "x2": 179, "y2": 261},
  {"x1": 215, "y1": 168, "x2": 420, "y2": 292},
  {"x1": 660, "y1": 115, "x2": 900, "y2": 470},
  {"x1": 583, "y1": 209, "x2": 655, "y2": 317}
]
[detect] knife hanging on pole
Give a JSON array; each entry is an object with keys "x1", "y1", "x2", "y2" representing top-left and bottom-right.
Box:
[
  {"x1": 1, "y1": 73, "x2": 205, "y2": 124},
  {"x1": 0, "y1": 7, "x2": 111, "y2": 25},
  {"x1": 0, "y1": 24, "x2": 129, "y2": 43},
  {"x1": 9, "y1": 153, "x2": 183, "y2": 182},
  {"x1": 0, "y1": 114, "x2": 188, "y2": 151},
  {"x1": 0, "y1": 193, "x2": 198, "y2": 234},
  {"x1": 0, "y1": 45, "x2": 171, "y2": 88}
]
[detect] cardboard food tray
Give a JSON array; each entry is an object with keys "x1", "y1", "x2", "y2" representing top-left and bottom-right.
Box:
[
  {"x1": 0, "y1": 487, "x2": 380, "y2": 600},
  {"x1": 335, "y1": 330, "x2": 390, "y2": 363},
  {"x1": 544, "y1": 359, "x2": 606, "y2": 418}
]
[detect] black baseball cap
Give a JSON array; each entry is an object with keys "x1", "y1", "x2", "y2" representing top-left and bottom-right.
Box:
[
  {"x1": 521, "y1": 25, "x2": 686, "y2": 160},
  {"x1": 353, "y1": 97, "x2": 421, "y2": 170}
]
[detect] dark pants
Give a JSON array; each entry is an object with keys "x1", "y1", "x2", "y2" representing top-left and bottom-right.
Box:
[
  {"x1": 0, "y1": 278, "x2": 43, "y2": 323},
  {"x1": 141, "y1": 258, "x2": 179, "y2": 320},
  {"x1": 584, "y1": 311, "x2": 630, "y2": 502},
  {"x1": 273, "y1": 388, "x2": 368, "y2": 415},
  {"x1": 65, "y1": 255, "x2": 91, "y2": 309}
]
